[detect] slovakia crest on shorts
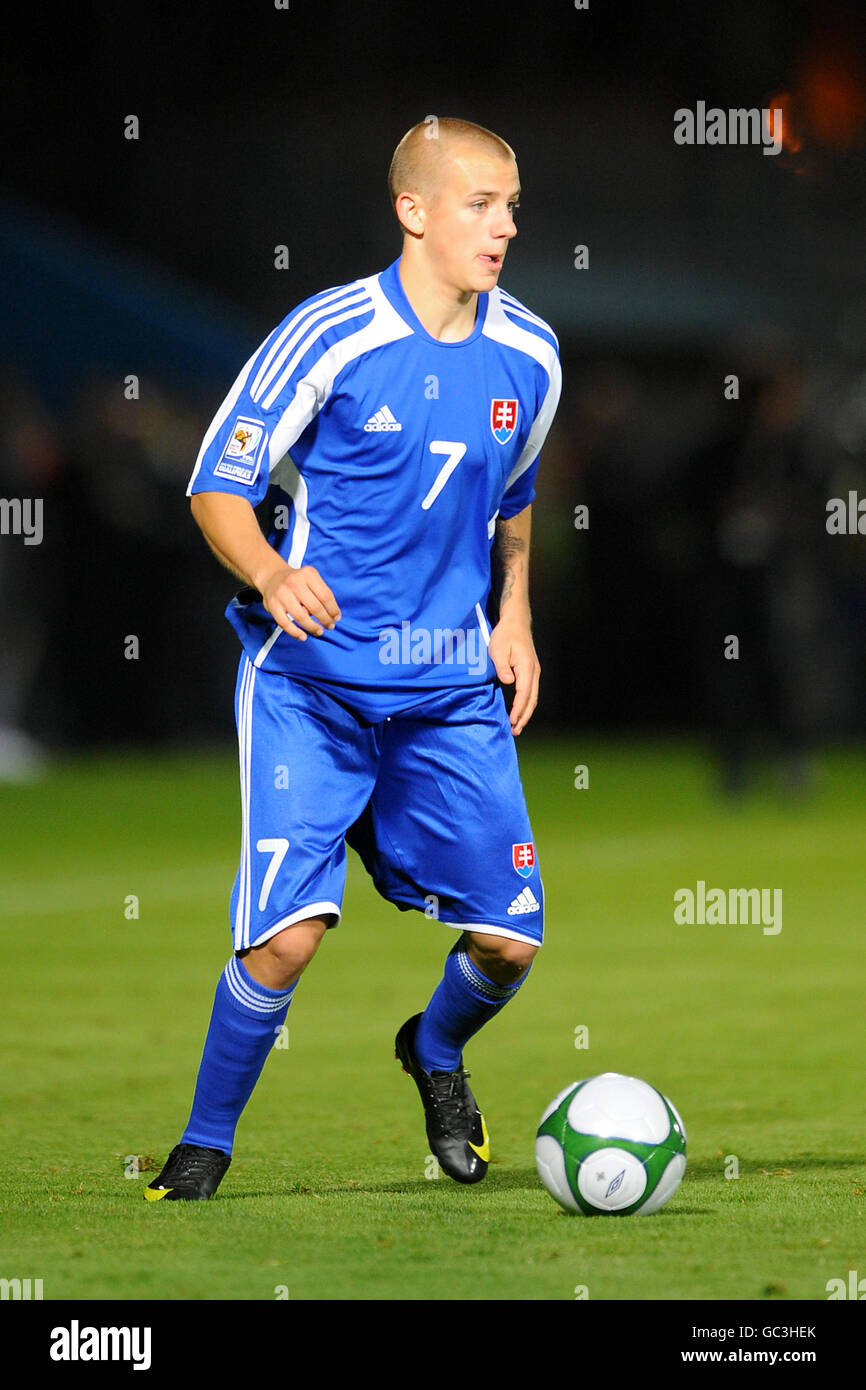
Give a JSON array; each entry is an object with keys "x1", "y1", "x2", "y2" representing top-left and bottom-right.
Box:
[
  {"x1": 491, "y1": 398, "x2": 518, "y2": 445},
  {"x1": 512, "y1": 841, "x2": 535, "y2": 878}
]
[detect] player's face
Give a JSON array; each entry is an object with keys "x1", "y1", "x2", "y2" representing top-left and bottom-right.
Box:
[{"x1": 426, "y1": 147, "x2": 520, "y2": 294}]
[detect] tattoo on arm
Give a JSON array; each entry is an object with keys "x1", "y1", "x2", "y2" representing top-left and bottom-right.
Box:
[{"x1": 493, "y1": 517, "x2": 527, "y2": 608}]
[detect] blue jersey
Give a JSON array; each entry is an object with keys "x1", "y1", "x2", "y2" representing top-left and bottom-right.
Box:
[{"x1": 188, "y1": 255, "x2": 561, "y2": 718}]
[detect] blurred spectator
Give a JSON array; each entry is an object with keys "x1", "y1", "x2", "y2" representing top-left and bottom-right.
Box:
[
  {"x1": 677, "y1": 347, "x2": 844, "y2": 795},
  {"x1": 53, "y1": 373, "x2": 238, "y2": 744}
]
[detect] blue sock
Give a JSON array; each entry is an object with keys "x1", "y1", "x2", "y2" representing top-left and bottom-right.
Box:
[
  {"x1": 413, "y1": 942, "x2": 530, "y2": 1073},
  {"x1": 181, "y1": 955, "x2": 296, "y2": 1154}
]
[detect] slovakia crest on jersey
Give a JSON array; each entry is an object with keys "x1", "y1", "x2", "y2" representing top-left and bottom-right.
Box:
[
  {"x1": 491, "y1": 398, "x2": 518, "y2": 445},
  {"x1": 512, "y1": 841, "x2": 535, "y2": 878}
]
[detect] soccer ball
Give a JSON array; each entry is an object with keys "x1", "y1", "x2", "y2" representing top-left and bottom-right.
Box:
[{"x1": 535, "y1": 1071, "x2": 686, "y2": 1216}]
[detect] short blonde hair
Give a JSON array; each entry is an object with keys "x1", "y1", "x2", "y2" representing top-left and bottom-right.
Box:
[{"x1": 388, "y1": 117, "x2": 516, "y2": 214}]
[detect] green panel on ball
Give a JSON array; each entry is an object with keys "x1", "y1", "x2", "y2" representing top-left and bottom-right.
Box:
[
  {"x1": 535, "y1": 1083, "x2": 584, "y2": 1142},
  {"x1": 563, "y1": 1131, "x2": 659, "y2": 1168},
  {"x1": 661, "y1": 1096, "x2": 687, "y2": 1155}
]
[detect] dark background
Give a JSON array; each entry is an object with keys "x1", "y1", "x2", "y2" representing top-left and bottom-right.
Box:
[{"x1": 3, "y1": 0, "x2": 866, "y2": 790}]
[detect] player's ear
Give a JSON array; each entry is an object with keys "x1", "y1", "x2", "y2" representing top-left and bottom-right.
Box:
[{"x1": 394, "y1": 191, "x2": 425, "y2": 237}]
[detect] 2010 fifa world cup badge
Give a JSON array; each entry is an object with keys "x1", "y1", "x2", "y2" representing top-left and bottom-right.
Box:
[
  {"x1": 490, "y1": 398, "x2": 518, "y2": 444},
  {"x1": 512, "y1": 841, "x2": 535, "y2": 878},
  {"x1": 214, "y1": 416, "x2": 268, "y2": 486}
]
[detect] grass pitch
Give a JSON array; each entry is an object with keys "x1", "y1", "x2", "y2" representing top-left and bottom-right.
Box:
[{"x1": 0, "y1": 738, "x2": 863, "y2": 1301}]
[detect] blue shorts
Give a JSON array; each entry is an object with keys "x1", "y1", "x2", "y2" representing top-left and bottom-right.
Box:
[{"x1": 230, "y1": 656, "x2": 544, "y2": 952}]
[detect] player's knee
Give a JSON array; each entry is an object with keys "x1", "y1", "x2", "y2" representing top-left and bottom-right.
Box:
[
  {"x1": 266, "y1": 917, "x2": 330, "y2": 975},
  {"x1": 464, "y1": 932, "x2": 537, "y2": 983},
  {"x1": 240, "y1": 916, "x2": 331, "y2": 989}
]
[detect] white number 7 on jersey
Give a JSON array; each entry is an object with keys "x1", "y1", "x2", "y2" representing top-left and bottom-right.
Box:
[
  {"x1": 421, "y1": 440, "x2": 467, "y2": 510},
  {"x1": 256, "y1": 837, "x2": 289, "y2": 913}
]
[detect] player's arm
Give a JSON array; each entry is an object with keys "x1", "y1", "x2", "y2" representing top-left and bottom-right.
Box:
[
  {"x1": 190, "y1": 491, "x2": 340, "y2": 640},
  {"x1": 489, "y1": 504, "x2": 539, "y2": 736}
]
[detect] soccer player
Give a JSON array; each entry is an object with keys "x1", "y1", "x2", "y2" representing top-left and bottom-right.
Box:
[{"x1": 146, "y1": 117, "x2": 561, "y2": 1200}]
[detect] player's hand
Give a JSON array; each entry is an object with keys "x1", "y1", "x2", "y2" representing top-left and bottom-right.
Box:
[
  {"x1": 258, "y1": 563, "x2": 341, "y2": 640},
  {"x1": 488, "y1": 616, "x2": 540, "y2": 735}
]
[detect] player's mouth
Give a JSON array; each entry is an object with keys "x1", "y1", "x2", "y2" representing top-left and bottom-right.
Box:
[{"x1": 478, "y1": 253, "x2": 503, "y2": 270}]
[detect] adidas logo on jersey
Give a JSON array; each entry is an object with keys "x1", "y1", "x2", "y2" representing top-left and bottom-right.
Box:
[
  {"x1": 507, "y1": 887, "x2": 540, "y2": 915},
  {"x1": 364, "y1": 404, "x2": 402, "y2": 432}
]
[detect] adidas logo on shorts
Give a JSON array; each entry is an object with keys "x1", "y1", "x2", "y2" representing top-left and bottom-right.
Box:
[
  {"x1": 507, "y1": 887, "x2": 540, "y2": 916},
  {"x1": 364, "y1": 404, "x2": 402, "y2": 432}
]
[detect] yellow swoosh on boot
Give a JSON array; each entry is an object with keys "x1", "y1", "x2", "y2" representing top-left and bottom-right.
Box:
[{"x1": 468, "y1": 1116, "x2": 490, "y2": 1162}]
